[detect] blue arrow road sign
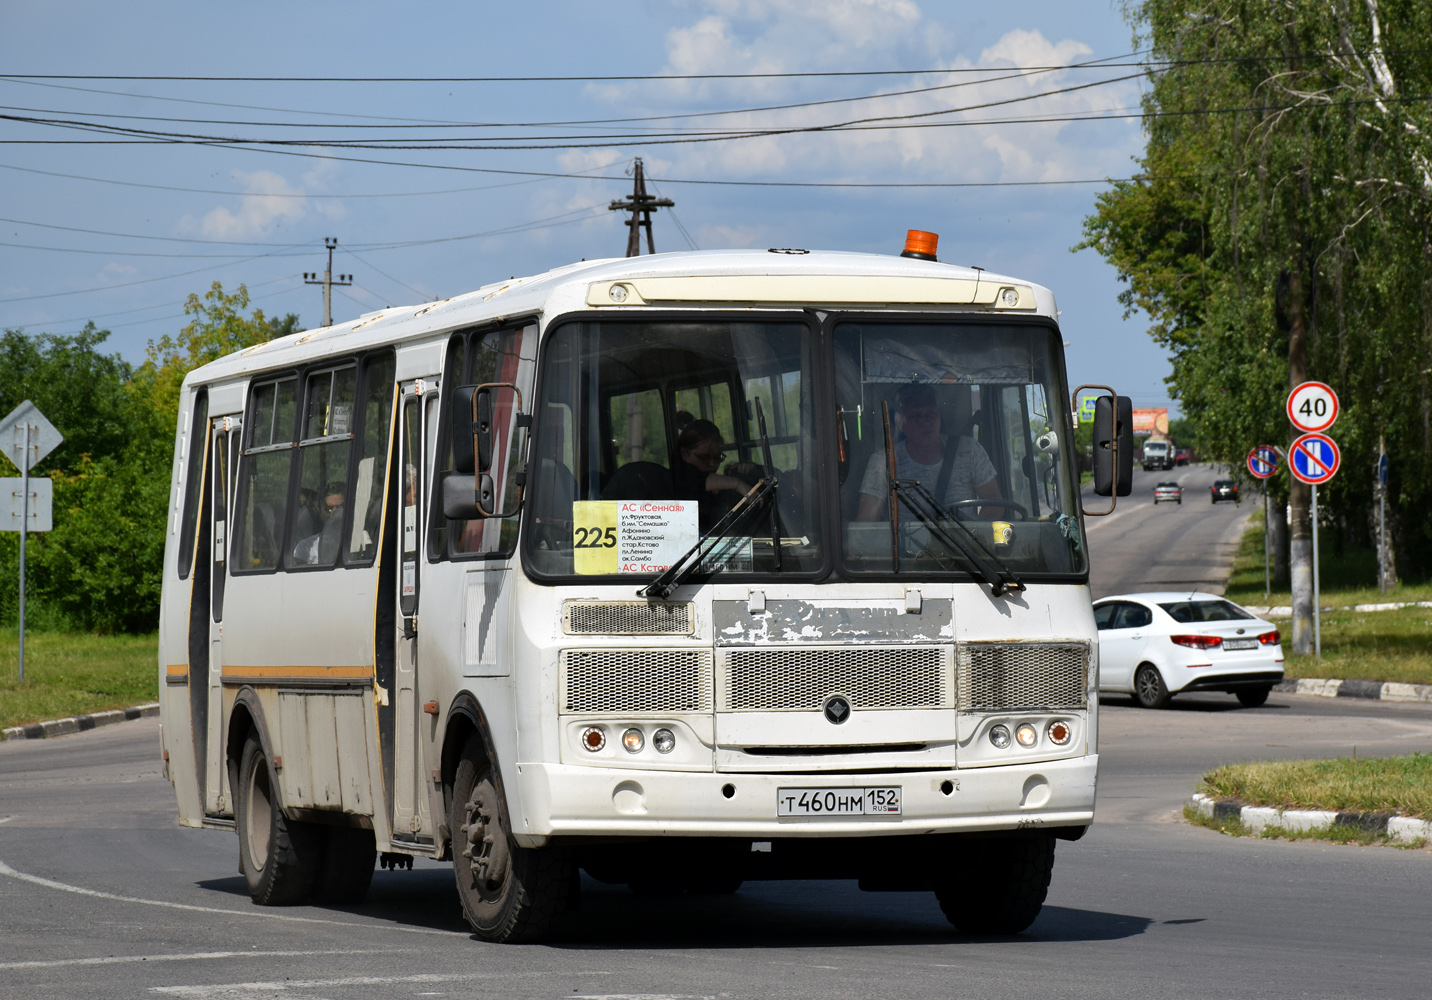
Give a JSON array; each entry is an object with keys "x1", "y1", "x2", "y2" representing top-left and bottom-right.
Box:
[
  {"x1": 1378, "y1": 453, "x2": 1388, "y2": 486},
  {"x1": 1290, "y1": 433, "x2": 1340, "y2": 485}
]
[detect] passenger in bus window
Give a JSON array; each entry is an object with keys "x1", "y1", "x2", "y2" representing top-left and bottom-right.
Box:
[
  {"x1": 855, "y1": 383, "x2": 998, "y2": 520},
  {"x1": 292, "y1": 480, "x2": 347, "y2": 565},
  {"x1": 672, "y1": 419, "x2": 753, "y2": 500}
]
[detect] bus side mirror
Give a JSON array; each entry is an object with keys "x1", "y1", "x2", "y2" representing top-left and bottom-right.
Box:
[
  {"x1": 447, "y1": 383, "x2": 527, "y2": 518},
  {"x1": 1092, "y1": 394, "x2": 1133, "y2": 498}
]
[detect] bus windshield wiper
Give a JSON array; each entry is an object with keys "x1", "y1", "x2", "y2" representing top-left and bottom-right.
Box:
[
  {"x1": 879, "y1": 399, "x2": 1023, "y2": 597},
  {"x1": 640, "y1": 398, "x2": 783, "y2": 600},
  {"x1": 894, "y1": 479, "x2": 1025, "y2": 598},
  {"x1": 638, "y1": 474, "x2": 776, "y2": 600}
]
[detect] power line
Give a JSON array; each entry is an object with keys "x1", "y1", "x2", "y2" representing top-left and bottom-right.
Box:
[{"x1": 0, "y1": 215, "x2": 315, "y2": 246}]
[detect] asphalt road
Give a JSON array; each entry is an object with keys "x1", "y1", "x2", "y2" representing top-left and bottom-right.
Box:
[
  {"x1": 3, "y1": 693, "x2": 1430, "y2": 1000},
  {"x1": 1084, "y1": 463, "x2": 1255, "y2": 599}
]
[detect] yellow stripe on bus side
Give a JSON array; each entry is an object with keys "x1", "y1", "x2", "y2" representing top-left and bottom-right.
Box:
[
  {"x1": 221, "y1": 665, "x2": 374, "y2": 680},
  {"x1": 166, "y1": 664, "x2": 188, "y2": 677}
]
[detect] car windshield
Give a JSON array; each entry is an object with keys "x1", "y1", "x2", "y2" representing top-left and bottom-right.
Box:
[
  {"x1": 1159, "y1": 599, "x2": 1255, "y2": 623},
  {"x1": 833, "y1": 321, "x2": 1086, "y2": 576},
  {"x1": 524, "y1": 318, "x2": 820, "y2": 581}
]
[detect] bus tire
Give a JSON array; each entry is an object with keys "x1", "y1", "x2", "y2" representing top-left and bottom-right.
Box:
[
  {"x1": 936, "y1": 835, "x2": 1055, "y2": 935},
  {"x1": 451, "y1": 737, "x2": 574, "y2": 942},
  {"x1": 236, "y1": 733, "x2": 322, "y2": 905},
  {"x1": 313, "y1": 826, "x2": 376, "y2": 905}
]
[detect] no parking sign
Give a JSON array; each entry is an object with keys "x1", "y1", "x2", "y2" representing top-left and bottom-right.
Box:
[
  {"x1": 1247, "y1": 445, "x2": 1280, "y2": 479},
  {"x1": 1290, "y1": 433, "x2": 1340, "y2": 485}
]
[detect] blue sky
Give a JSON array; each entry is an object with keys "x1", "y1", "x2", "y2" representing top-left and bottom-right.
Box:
[{"x1": 0, "y1": 1, "x2": 1178, "y2": 414}]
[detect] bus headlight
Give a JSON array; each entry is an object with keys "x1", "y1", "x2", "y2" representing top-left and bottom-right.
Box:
[
  {"x1": 622, "y1": 728, "x2": 645, "y2": 753},
  {"x1": 652, "y1": 728, "x2": 676, "y2": 754},
  {"x1": 989, "y1": 724, "x2": 1012, "y2": 749},
  {"x1": 1015, "y1": 724, "x2": 1038, "y2": 747}
]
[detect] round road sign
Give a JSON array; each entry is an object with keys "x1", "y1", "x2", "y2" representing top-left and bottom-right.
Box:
[
  {"x1": 1247, "y1": 445, "x2": 1280, "y2": 479},
  {"x1": 1289, "y1": 432, "x2": 1340, "y2": 485},
  {"x1": 1287, "y1": 381, "x2": 1339, "y2": 433}
]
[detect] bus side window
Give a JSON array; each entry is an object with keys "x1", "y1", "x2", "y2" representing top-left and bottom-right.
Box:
[
  {"x1": 448, "y1": 324, "x2": 532, "y2": 558},
  {"x1": 286, "y1": 366, "x2": 357, "y2": 569},
  {"x1": 347, "y1": 353, "x2": 396, "y2": 565},
  {"x1": 176, "y1": 389, "x2": 209, "y2": 580},
  {"x1": 233, "y1": 377, "x2": 298, "y2": 572}
]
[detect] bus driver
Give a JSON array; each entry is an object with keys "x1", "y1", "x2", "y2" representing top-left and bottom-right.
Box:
[{"x1": 855, "y1": 383, "x2": 999, "y2": 520}]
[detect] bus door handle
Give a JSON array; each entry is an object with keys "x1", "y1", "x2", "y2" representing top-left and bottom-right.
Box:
[{"x1": 403, "y1": 615, "x2": 417, "y2": 639}]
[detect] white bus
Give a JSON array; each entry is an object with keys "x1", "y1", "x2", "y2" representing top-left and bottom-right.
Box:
[{"x1": 158, "y1": 233, "x2": 1132, "y2": 942}]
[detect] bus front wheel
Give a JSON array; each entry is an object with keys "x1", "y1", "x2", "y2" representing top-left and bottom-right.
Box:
[
  {"x1": 236, "y1": 733, "x2": 322, "y2": 905},
  {"x1": 450, "y1": 737, "x2": 574, "y2": 942},
  {"x1": 935, "y1": 835, "x2": 1055, "y2": 935}
]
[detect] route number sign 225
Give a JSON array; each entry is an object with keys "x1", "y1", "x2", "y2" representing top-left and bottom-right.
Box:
[{"x1": 1287, "y1": 382, "x2": 1339, "y2": 433}]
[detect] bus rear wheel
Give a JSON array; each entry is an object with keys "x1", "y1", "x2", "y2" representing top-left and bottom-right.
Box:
[
  {"x1": 935, "y1": 835, "x2": 1055, "y2": 935},
  {"x1": 236, "y1": 733, "x2": 322, "y2": 905},
  {"x1": 450, "y1": 737, "x2": 574, "y2": 942}
]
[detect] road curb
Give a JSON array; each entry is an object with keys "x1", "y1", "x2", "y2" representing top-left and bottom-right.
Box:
[
  {"x1": 1274, "y1": 678, "x2": 1432, "y2": 703},
  {"x1": 1188, "y1": 793, "x2": 1430, "y2": 845},
  {"x1": 1, "y1": 702, "x2": 160, "y2": 742},
  {"x1": 1246, "y1": 600, "x2": 1432, "y2": 617}
]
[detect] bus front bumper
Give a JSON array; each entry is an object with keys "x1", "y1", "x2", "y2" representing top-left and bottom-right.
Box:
[{"x1": 510, "y1": 753, "x2": 1097, "y2": 845}]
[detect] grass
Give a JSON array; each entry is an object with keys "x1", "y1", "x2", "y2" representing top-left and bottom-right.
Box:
[
  {"x1": 1198, "y1": 754, "x2": 1432, "y2": 819},
  {"x1": 0, "y1": 629, "x2": 159, "y2": 731},
  {"x1": 1223, "y1": 513, "x2": 1432, "y2": 684}
]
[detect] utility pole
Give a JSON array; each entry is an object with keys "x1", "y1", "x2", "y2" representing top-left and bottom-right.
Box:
[
  {"x1": 304, "y1": 237, "x2": 352, "y2": 328},
  {"x1": 1286, "y1": 262, "x2": 1314, "y2": 656},
  {"x1": 608, "y1": 159, "x2": 673, "y2": 257}
]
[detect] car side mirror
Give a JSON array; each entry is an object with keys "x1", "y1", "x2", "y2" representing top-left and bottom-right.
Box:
[{"x1": 447, "y1": 383, "x2": 528, "y2": 518}]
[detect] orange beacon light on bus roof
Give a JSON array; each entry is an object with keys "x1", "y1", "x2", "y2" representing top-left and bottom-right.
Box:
[{"x1": 901, "y1": 229, "x2": 939, "y2": 261}]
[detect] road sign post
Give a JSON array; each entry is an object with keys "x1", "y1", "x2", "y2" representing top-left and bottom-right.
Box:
[
  {"x1": 2, "y1": 401, "x2": 63, "y2": 683},
  {"x1": 1247, "y1": 445, "x2": 1281, "y2": 597},
  {"x1": 1289, "y1": 431, "x2": 1341, "y2": 659},
  {"x1": 1377, "y1": 440, "x2": 1389, "y2": 594}
]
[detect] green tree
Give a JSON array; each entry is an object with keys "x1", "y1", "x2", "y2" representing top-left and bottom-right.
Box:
[
  {"x1": 1080, "y1": 0, "x2": 1432, "y2": 584},
  {"x1": 2, "y1": 284, "x2": 301, "y2": 632}
]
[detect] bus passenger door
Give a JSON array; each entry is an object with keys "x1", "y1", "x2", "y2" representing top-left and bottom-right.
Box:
[
  {"x1": 205, "y1": 418, "x2": 238, "y2": 815},
  {"x1": 392, "y1": 381, "x2": 430, "y2": 838}
]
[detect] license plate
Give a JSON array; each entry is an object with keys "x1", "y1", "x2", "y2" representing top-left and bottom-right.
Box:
[
  {"x1": 1223, "y1": 638, "x2": 1258, "y2": 650},
  {"x1": 776, "y1": 787, "x2": 902, "y2": 817}
]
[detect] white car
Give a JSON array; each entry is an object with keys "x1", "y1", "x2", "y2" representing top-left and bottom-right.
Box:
[{"x1": 1093, "y1": 592, "x2": 1284, "y2": 708}]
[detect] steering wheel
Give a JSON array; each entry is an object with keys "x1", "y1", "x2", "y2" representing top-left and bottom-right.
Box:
[{"x1": 945, "y1": 497, "x2": 1029, "y2": 521}]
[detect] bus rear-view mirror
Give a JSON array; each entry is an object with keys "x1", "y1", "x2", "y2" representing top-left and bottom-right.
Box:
[
  {"x1": 1092, "y1": 394, "x2": 1133, "y2": 498},
  {"x1": 448, "y1": 383, "x2": 527, "y2": 518}
]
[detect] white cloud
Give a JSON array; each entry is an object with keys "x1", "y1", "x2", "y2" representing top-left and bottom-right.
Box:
[
  {"x1": 178, "y1": 169, "x2": 343, "y2": 240},
  {"x1": 579, "y1": 3, "x2": 1142, "y2": 188}
]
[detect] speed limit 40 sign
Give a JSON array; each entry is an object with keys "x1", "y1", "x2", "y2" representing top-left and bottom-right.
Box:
[{"x1": 1287, "y1": 381, "x2": 1339, "y2": 433}]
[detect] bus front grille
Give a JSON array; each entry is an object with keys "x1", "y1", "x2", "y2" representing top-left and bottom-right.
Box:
[
  {"x1": 563, "y1": 600, "x2": 694, "y2": 636},
  {"x1": 560, "y1": 648, "x2": 713, "y2": 714},
  {"x1": 957, "y1": 642, "x2": 1089, "y2": 711},
  {"x1": 719, "y1": 646, "x2": 953, "y2": 712}
]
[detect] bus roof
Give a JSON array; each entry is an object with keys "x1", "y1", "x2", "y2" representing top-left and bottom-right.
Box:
[{"x1": 181, "y1": 248, "x2": 1058, "y2": 389}]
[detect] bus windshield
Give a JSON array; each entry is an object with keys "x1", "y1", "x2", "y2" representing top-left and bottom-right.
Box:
[
  {"x1": 525, "y1": 318, "x2": 822, "y2": 581},
  {"x1": 834, "y1": 320, "x2": 1087, "y2": 576}
]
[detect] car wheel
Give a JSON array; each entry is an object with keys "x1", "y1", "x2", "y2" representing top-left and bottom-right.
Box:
[
  {"x1": 451, "y1": 735, "x2": 574, "y2": 942},
  {"x1": 1133, "y1": 664, "x2": 1171, "y2": 709},
  {"x1": 1236, "y1": 685, "x2": 1273, "y2": 708},
  {"x1": 936, "y1": 835, "x2": 1055, "y2": 935}
]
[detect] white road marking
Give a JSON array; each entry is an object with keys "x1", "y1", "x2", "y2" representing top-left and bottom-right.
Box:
[
  {"x1": 0, "y1": 858, "x2": 463, "y2": 937},
  {"x1": 0, "y1": 816, "x2": 13, "y2": 824},
  {"x1": 155, "y1": 972, "x2": 610, "y2": 997},
  {"x1": 0, "y1": 951, "x2": 368, "y2": 971}
]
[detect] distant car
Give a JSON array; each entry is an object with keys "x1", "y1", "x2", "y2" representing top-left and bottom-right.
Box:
[
  {"x1": 1210, "y1": 480, "x2": 1239, "y2": 503},
  {"x1": 1093, "y1": 593, "x2": 1284, "y2": 708},
  {"x1": 1175, "y1": 448, "x2": 1191, "y2": 466},
  {"x1": 1153, "y1": 481, "x2": 1182, "y2": 504}
]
